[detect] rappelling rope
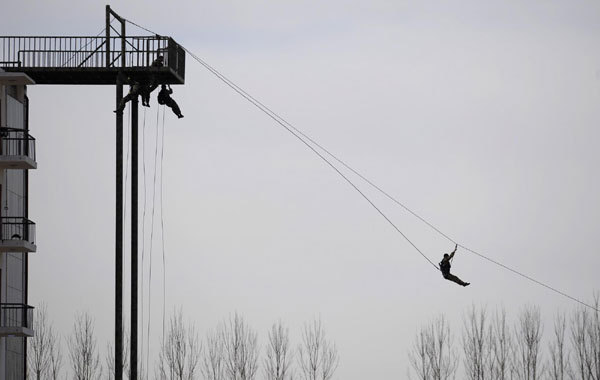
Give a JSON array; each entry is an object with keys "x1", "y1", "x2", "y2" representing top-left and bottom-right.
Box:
[
  {"x1": 140, "y1": 106, "x2": 148, "y2": 371},
  {"x1": 160, "y1": 105, "x2": 167, "y2": 345},
  {"x1": 146, "y1": 103, "x2": 161, "y2": 373},
  {"x1": 124, "y1": 19, "x2": 599, "y2": 312}
]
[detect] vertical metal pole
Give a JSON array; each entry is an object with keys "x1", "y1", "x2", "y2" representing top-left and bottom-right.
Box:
[
  {"x1": 131, "y1": 96, "x2": 139, "y2": 380},
  {"x1": 121, "y1": 16, "x2": 126, "y2": 68},
  {"x1": 115, "y1": 75, "x2": 124, "y2": 380},
  {"x1": 105, "y1": 5, "x2": 111, "y2": 67}
]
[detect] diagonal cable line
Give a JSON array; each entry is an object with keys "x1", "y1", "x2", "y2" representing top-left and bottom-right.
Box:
[{"x1": 124, "y1": 18, "x2": 599, "y2": 312}]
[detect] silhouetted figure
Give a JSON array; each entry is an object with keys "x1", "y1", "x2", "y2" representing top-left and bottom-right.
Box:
[
  {"x1": 158, "y1": 85, "x2": 183, "y2": 118},
  {"x1": 143, "y1": 55, "x2": 165, "y2": 106},
  {"x1": 440, "y1": 244, "x2": 470, "y2": 287},
  {"x1": 114, "y1": 79, "x2": 144, "y2": 113},
  {"x1": 140, "y1": 84, "x2": 151, "y2": 107}
]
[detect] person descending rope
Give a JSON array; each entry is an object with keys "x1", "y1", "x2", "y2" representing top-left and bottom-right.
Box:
[
  {"x1": 440, "y1": 244, "x2": 470, "y2": 287},
  {"x1": 114, "y1": 77, "x2": 145, "y2": 113},
  {"x1": 143, "y1": 55, "x2": 164, "y2": 106},
  {"x1": 157, "y1": 84, "x2": 184, "y2": 118}
]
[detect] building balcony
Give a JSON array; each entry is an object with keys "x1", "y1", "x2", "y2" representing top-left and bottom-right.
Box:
[
  {"x1": 0, "y1": 128, "x2": 37, "y2": 170},
  {"x1": 0, "y1": 303, "x2": 34, "y2": 338},
  {"x1": 0, "y1": 217, "x2": 36, "y2": 252}
]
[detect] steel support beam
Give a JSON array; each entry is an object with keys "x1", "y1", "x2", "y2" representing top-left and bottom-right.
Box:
[
  {"x1": 115, "y1": 75, "x2": 124, "y2": 380},
  {"x1": 130, "y1": 96, "x2": 139, "y2": 380}
]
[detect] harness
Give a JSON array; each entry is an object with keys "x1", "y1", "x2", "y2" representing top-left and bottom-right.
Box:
[
  {"x1": 157, "y1": 91, "x2": 168, "y2": 105},
  {"x1": 439, "y1": 260, "x2": 450, "y2": 273}
]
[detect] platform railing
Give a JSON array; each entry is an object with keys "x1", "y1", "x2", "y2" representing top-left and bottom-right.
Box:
[
  {"x1": 0, "y1": 128, "x2": 36, "y2": 161},
  {"x1": 0, "y1": 304, "x2": 34, "y2": 330},
  {"x1": 0, "y1": 36, "x2": 185, "y2": 78},
  {"x1": 0, "y1": 217, "x2": 35, "y2": 245}
]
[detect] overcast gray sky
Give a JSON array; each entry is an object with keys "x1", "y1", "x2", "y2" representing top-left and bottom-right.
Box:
[{"x1": 4, "y1": 0, "x2": 600, "y2": 378}]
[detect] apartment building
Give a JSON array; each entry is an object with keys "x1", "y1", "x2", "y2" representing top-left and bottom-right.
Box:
[{"x1": 0, "y1": 69, "x2": 36, "y2": 380}]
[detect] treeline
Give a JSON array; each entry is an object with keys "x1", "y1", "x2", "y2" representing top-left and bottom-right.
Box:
[
  {"x1": 408, "y1": 296, "x2": 600, "y2": 380},
  {"x1": 27, "y1": 307, "x2": 339, "y2": 380}
]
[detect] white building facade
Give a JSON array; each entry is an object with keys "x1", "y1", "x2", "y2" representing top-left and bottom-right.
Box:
[{"x1": 0, "y1": 69, "x2": 36, "y2": 380}]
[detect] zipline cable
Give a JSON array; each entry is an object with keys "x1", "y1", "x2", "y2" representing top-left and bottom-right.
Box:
[
  {"x1": 119, "y1": 19, "x2": 439, "y2": 269},
  {"x1": 182, "y1": 48, "x2": 439, "y2": 271},
  {"x1": 124, "y1": 18, "x2": 599, "y2": 312}
]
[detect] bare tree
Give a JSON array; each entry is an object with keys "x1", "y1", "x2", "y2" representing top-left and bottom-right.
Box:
[
  {"x1": 570, "y1": 294, "x2": 600, "y2": 380},
  {"x1": 68, "y1": 312, "x2": 102, "y2": 380},
  {"x1": 48, "y1": 331, "x2": 63, "y2": 380},
  {"x1": 409, "y1": 315, "x2": 457, "y2": 380},
  {"x1": 548, "y1": 312, "x2": 570, "y2": 380},
  {"x1": 156, "y1": 309, "x2": 201, "y2": 380},
  {"x1": 202, "y1": 327, "x2": 226, "y2": 380},
  {"x1": 297, "y1": 318, "x2": 339, "y2": 380},
  {"x1": 264, "y1": 321, "x2": 293, "y2": 380},
  {"x1": 28, "y1": 303, "x2": 53, "y2": 379},
  {"x1": 409, "y1": 328, "x2": 433, "y2": 380},
  {"x1": 429, "y1": 316, "x2": 458, "y2": 380},
  {"x1": 513, "y1": 305, "x2": 544, "y2": 380},
  {"x1": 571, "y1": 306, "x2": 591, "y2": 380},
  {"x1": 221, "y1": 313, "x2": 259, "y2": 380},
  {"x1": 489, "y1": 307, "x2": 512, "y2": 380},
  {"x1": 463, "y1": 306, "x2": 490, "y2": 380},
  {"x1": 587, "y1": 295, "x2": 600, "y2": 380}
]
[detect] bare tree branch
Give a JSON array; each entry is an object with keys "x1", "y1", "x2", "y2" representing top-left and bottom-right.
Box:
[
  {"x1": 28, "y1": 303, "x2": 53, "y2": 380},
  {"x1": 489, "y1": 307, "x2": 512, "y2": 380},
  {"x1": 48, "y1": 331, "x2": 63, "y2": 380},
  {"x1": 221, "y1": 313, "x2": 259, "y2": 380},
  {"x1": 409, "y1": 315, "x2": 458, "y2": 380},
  {"x1": 297, "y1": 318, "x2": 339, "y2": 380},
  {"x1": 513, "y1": 305, "x2": 544, "y2": 380},
  {"x1": 156, "y1": 309, "x2": 201, "y2": 380},
  {"x1": 264, "y1": 321, "x2": 293, "y2": 380},
  {"x1": 202, "y1": 327, "x2": 226, "y2": 380},
  {"x1": 68, "y1": 311, "x2": 102, "y2": 380},
  {"x1": 462, "y1": 305, "x2": 490, "y2": 380},
  {"x1": 549, "y1": 312, "x2": 570, "y2": 380},
  {"x1": 409, "y1": 328, "x2": 432, "y2": 380}
]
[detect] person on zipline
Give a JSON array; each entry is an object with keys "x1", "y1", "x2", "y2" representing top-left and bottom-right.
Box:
[
  {"x1": 158, "y1": 84, "x2": 184, "y2": 118},
  {"x1": 440, "y1": 244, "x2": 470, "y2": 287}
]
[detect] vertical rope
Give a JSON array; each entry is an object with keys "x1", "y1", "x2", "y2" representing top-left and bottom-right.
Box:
[
  {"x1": 160, "y1": 105, "x2": 167, "y2": 345},
  {"x1": 140, "y1": 106, "x2": 147, "y2": 375},
  {"x1": 146, "y1": 104, "x2": 160, "y2": 373}
]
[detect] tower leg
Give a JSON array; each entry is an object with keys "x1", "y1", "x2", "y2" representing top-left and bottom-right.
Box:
[
  {"x1": 115, "y1": 76, "x2": 124, "y2": 380},
  {"x1": 131, "y1": 96, "x2": 139, "y2": 380}
]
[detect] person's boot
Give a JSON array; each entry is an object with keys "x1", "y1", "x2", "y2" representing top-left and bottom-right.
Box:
[{"x1": 463, "y1": 282, "x2": 470, "y2": 287}]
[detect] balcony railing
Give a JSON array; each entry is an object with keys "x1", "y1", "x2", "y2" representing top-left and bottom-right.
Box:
[
  {"x1": 0, "y1": 128, "x2": 36, "y2": 169},
  {"x1": 0, "y1": 35, "x2": 185, "y2": 79},
  {"x1": 0, "y1": 303, "x2": 34, "y2": 337},
  {"x1": 0, "y1": 217, "x2": 36, "y2": 252}
]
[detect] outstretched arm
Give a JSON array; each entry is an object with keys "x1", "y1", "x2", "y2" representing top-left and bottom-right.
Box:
[{"x1": 449, "y1": 244, "x2": 457, "y2": 259}]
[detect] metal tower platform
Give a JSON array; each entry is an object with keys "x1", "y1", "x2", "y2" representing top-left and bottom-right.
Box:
[
  {"x1": 1, "y1": 6, "x2": 187, "y2": 380},
  {"x1": 0, "y1": 35, "x2": 185, "y2": 85}
]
